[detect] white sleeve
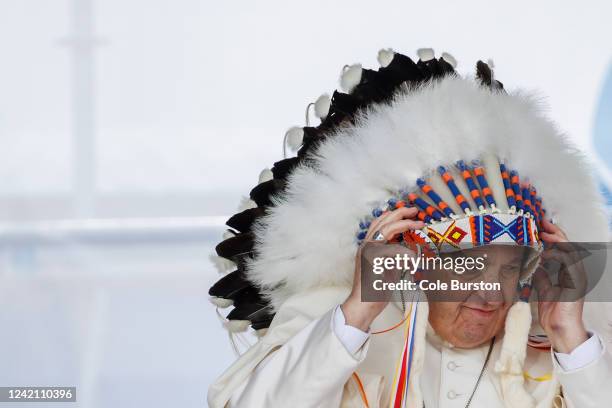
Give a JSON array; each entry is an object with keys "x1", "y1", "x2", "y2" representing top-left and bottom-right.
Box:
[
  {"x1": 554, "y1": 332, "x2": 612, "y2": 408},
  {"x1": 554, "y1": 332, "x2": 602, "y2": 371},
  {"x1": 229, "y1": 307, "x2": 371, "y2": 408},
  {"x1": 332, "y1": 305, "x2": 370, "y2": 354}
]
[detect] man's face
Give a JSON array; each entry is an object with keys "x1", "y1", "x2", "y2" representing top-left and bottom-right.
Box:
[{"x1": 426, "y1": 245, "x2": 538, "y2": 348}]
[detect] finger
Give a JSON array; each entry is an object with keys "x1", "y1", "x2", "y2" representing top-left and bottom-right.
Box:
[
  {"x1": 540, "y1": 248, "x2": 586, "y2": 293},
  {"x1": 541, "y1": 246, "x2": 582, "y2": 265},
  {"x1": 378, "y1": 219, "x2": 426, "y2": 241},
  {"x1": 365, "y1": 207, "x2": 419, "y2": 241},
  {"x1": 540, "y1": 231, "x2": 567, "y2": 244},
  {"x1": 364, "y1": 211, "x2": 396, "y2": 241},
  {"x1": 533, "y1": 267, "x2": 555, "y2": 302},
  {"x1": 373, "y1": 207, "x2": 419, "y2": 234},
  {"x1": 541, "y1": 218, "x2": 568, "y2": 240},
  {"x1": 378, "y1": 206, "x2": 419, "y2": 224}
]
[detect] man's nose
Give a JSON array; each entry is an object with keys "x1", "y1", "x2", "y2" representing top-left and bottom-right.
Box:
[{"x1": 476, "y1": 270, "x2": 504, "y2": 303}]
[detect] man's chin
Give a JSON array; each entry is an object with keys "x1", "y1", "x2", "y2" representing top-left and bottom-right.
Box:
[{"x1": 455, "y1": 309, "x2": 500, "y2": 347}]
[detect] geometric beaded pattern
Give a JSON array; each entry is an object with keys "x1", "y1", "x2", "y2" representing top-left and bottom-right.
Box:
[{"x1": 422, "y1": 213, "x2": 540, "y2": 253}]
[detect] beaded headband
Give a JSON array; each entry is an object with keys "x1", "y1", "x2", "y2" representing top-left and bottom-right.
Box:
[{"x1": 357, "y1": 159, "x2": 545, "y2": 255}]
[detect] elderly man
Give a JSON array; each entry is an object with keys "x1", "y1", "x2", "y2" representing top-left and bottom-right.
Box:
[{"x1": 207, "y1": 49, "x2": 612, "y2": 407}]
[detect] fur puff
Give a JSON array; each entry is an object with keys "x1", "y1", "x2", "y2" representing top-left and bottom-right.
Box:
[
  {"x1": 224, "y1": 319, "x2": 251, "y2": 333},
  {"x1": 377, "y1": 48, "x2": 395, "y2": 68},
  {"x1": 314, "y1": 94, "x2": 331, "y2": 119},
  {"x1": 417, "y1": 47, "x2": 435, "y2": 61},
  {"x1": 495, "y1": 301, "x2": 536, "y2": 407},
  {"x1": 441, "y1": 52, "x2": 457, "y2": 68},
  {"x1": 210, "y1": 297, "x2": 234, "y2": 308},
  {"x1": 237, "y1": 196, "x2": 257, "y2": 211},
  {"x1": 248, "y1": 76, "x2": 609, "y2": 311},
  {"x1": 210, "y1": 253, "x2": 236, "y2": 274},
  {"x1": 285, "y1": 126, "x2": 304, "y2": 151},
  {"x1": 258, "y1": 168, "x2": 273, "y2": 184},
  {"x1": 340, "y1": 64, "x2": 363, "y2": 93}
]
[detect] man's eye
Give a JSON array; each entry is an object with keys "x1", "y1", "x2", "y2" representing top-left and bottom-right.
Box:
[{"x1": 454, "y1": 268, "x2": 481, "y2": 279}]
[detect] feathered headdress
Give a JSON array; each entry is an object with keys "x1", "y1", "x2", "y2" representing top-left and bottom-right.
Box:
[{"x1": 208, "y1": 47, "x2": 608, "y2": 407}]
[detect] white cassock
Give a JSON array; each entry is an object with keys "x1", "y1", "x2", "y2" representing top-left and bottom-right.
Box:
[{"x1": 208, "y1": 287, "x2": 612, "y2": 408}]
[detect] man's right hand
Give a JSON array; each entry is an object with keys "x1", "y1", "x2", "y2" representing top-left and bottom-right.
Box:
[{"x1": 341, "y1": 206, "x2": 424, "y2": 331}]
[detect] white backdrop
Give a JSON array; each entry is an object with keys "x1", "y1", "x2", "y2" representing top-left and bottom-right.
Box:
[{"x1": 0, "y1": 1, "x2": 611, "y2": 407}]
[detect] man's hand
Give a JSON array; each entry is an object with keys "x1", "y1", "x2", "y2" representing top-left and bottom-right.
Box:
[
  {"x1": 341, "y1": 207, "x2": 424, "y2": 331},
  {"x1": 535, "y1": 219, "x2": 588, "y2": 353}
]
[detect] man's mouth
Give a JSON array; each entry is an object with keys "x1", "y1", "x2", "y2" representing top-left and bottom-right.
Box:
[{"x1": 462, "y1": 305, "x2": 498, "y2": 317}]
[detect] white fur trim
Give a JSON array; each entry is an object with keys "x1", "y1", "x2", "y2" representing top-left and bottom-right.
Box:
[
  {"x1": 285, "y1": 126, "x2": 304, "y2": 151},
  {"x1": 377, "y1": 48, "x2": 395, "y2": 68},
  {"x1": 247, "y1": 76, "x2": 609, "y2": 311},
  {"x1": 237, "y1": 196, "x2": 257, "y2": 211},
  {"x1": 224, "y1": 319, "x2": 251, "y2": 333},
  {"x1": 441, "y1": 52, "x2": 457, "y2": 68},
  {"x1": 340, "y1": 64, "x2": 362, "y2": 93},
  {"x1": 258, "y1": 168, "x2": 273, "y2": 184},
  {"x1": 495, "y1": 302, "x2": 536, "y2": 407},
  {"x1": 417, "y1": 47, "x2": 435, "y2": 61},
  {"x1": 314, "y1": 94, "x2": 331, "y2": 119},
  {"x1": 210, "y1": 297, "x2": 234, "y2": 308}
]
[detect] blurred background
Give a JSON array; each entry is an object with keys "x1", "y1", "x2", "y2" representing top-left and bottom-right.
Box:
[{"x1": 0, "y1": 1, "x2": 611, "y2": 407}]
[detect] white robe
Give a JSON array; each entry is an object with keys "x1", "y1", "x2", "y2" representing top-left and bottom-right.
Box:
[{"x1": 208, "y1": 287, "x2": 612, "y2": 408}]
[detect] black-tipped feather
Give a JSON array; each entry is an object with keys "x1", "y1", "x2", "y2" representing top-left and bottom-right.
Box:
[
  {"x1": 297, "y1": 127, "x2": 325, "y2": 159},
  {"x1": 380, "y1": 53, "x2": 426, "y2": 84},
  {"x1": 475, "y1": 60, "x2": 505, "y2": 91},
  {"x1": 249, "y1": 179, "x2": 286, "y2": 207},
  {"x1": 226, "y1": 287, "x2": 272, "y2": 322},
  {"x1": 271, "y1": 158, "x2": 299, "y2": 180},
  {"x1": 208, "y1": 270, "x2": 250, "y2": 299},
  {"x1": 215, "y1": 232, "x2": 255, "y2": 259},
  {"x1": 351, "y1": 68, "x2": 395, "y2": 102},
  {"x1": 251, "y1": 318, "x2": 274, "y2": 330},
  {"x1": 476, "y1": 60, "x2": 493, "y2": 86},
  {"x1": 329, "y1": 91, "x2": 360, "y2": 116},
  {"x1": 226, "y1": 207, "x2": 264, "y2": 233},
  {"x1": 437, "y1": 57, "x2": 456, "y2": 75}
]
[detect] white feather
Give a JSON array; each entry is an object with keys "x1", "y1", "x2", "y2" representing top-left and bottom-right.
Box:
[
  {"x1": 494, "y1": 302, "x2": 536, "y2": 407},
  {"x1": 487, "y1": 58, "x2": 496, "y2": 69},
  {"x1": 222, "y1": 230, "x2": 235, "y2": 240},
  {"x1": 314, "y1": 94, "x2": 331, "y2": 119},
  {"x1": 377, "y1": 48, "x2": 395, "y2": 68},
  {"x1": 340, "y1": 63, "x2": 362, "y2": 93},
  {"x1": 258, "y1": 168, "x2": 273, "y2": 184},
  {"x1": 441, "y1": 52, "x2": 457, "y2": 68},
  {"x1": 224, "y1": 319, "x2": 251, "y2": 333},
  {"x1": 285, "y1": 126, "x2": 304, "y2": 151},
  {"x1": 210, "y1": 297, "x2": 233, "y2": 308},
  {"x1": 417, "y1": 47, "x2": 435, "y2": 61}
]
